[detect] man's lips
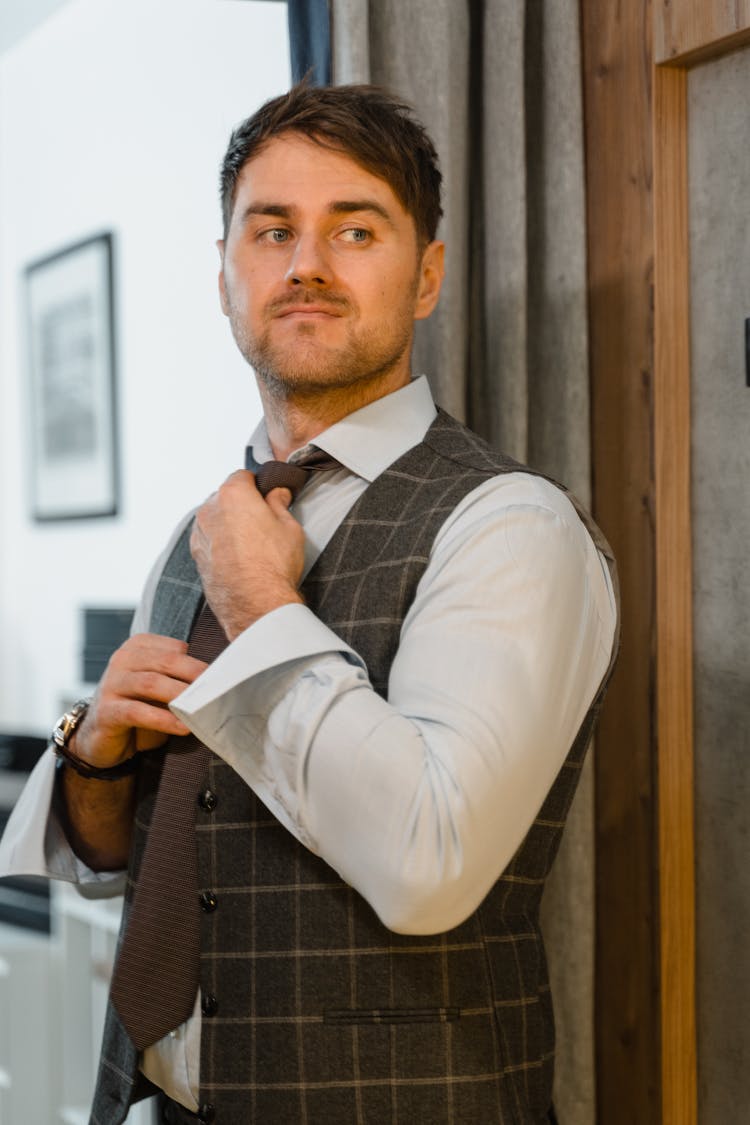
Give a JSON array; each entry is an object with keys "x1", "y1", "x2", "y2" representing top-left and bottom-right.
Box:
[
  {"x1": 273, "y1": 301, "x2": 348, "y2": 319},
  {"x1": 268, "y1": 292, "x2": 350, "y2": 319},
  {"x1": 274, "y1": 304, "x2": 344, "y2": 318}
]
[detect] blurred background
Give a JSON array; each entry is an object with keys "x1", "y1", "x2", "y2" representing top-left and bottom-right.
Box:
[
  {"x1": 0, "y1": 2, "x2": 288, "y2": 1120},
  {"x1": 1, "y1": 2, "x2": 749, "y2": 1123}
]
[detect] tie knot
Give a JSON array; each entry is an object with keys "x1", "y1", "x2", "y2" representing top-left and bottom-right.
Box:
[{"x1": 253, "y1": 449, "x2": 341, "y2": 500}]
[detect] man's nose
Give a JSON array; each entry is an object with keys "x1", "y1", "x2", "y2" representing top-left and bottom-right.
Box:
[{"x1": 284, "y1": 233, "x2": 331, "y2": 287}]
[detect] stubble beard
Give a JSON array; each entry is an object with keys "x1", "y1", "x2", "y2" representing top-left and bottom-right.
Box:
[{"x1": 226, "y1": 292, "x2": 417, "y2": 405}]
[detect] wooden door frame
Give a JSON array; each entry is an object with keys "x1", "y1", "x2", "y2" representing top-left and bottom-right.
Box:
[
  {"x1": 653, "y1": 58, "x2": 696, "y2": 1125},
  {"x1": 584, "y1": 2, "x2": 750, "y2": 1122},
  {"x1": 582, "y1": 3, "x2": 660, "y2": 1118},
  {"x1": 654, "y1": 7, "x2": 750, "y2": 1123}
]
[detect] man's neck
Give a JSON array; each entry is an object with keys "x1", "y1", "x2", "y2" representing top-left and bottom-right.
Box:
[{"x1": 259, "y1": 373, "x2": 411, "y2": 461}]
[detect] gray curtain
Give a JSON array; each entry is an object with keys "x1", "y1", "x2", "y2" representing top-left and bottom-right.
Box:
[{"x1": 331, "y1": 2, "x2": 594, "y2": 1122}]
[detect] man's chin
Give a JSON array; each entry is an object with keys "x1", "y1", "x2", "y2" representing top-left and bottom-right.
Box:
[
  {"x1": 254, "y1": 365, "x2": 366, "y2": 398},
  {"x1": 244, "y1": 332, "x2": 412, "y2": 400},
  {"x1": 248, "y1": 340, "x2": 371, "y2": 394}
]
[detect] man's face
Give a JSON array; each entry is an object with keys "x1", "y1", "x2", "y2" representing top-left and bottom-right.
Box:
[{"x1": 218, "y1": 133, "x2": 444, "y2": 400}]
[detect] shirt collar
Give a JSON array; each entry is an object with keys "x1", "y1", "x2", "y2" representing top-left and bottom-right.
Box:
[{"x1": 245, "y1": 376, "x2": 437, "y2": 482}]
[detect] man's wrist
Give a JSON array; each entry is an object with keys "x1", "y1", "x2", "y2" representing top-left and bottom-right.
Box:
[
  {"x1": 52, "y1": 701, "x2": 140, "y2": 781},
  {"x1": 222, "y1": 590, "x2": 306, "y2": 641}
]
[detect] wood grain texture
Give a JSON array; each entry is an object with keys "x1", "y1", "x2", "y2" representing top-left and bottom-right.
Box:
[
  {"x1": 655, "y1": 0, "x2": 750, "y2": 63},
  {"x1": 580, "y1": 2, "x2": 661, "y2": 1121},
  {"x1": 652, "y1": 64, "x2": 697, "y2": 1125},
  {"x1": 583, "y1": 5, "x2": 742, "y2": 1123}
]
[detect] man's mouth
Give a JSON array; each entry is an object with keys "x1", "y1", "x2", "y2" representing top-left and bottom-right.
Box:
[
  {"x1": 276, "y1": 305, "x2": 343, "y2": 318},
  {"x1": 269, "y1": 292, "x2": 350, "y2": 319}
]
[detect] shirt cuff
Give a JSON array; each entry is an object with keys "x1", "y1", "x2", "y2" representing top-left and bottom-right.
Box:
[
  {"x1": 0, "y1": 749, "x2": 126, "y2": 895},
  {"x1": 169, "y1": 603, "x2": 366, "y2": 848},
  {"x1": 171, "y1": 602, "x2": 363, "y2": 718}
]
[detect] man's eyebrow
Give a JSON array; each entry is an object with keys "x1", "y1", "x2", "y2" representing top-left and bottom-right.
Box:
[
  {"x1": 238, "y1": 200, "x2": 396, "y2": 227},
  {"x1": 327, "y1": 200, "x2": 395, "y2": 225},
  {"x1": 240, "y1": 203, "x2": 294, "y2": 223}
]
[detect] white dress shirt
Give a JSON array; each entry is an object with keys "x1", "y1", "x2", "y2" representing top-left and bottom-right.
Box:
[{"x1": 0, "y1": 376, "x2": 617, "y2": 1109}]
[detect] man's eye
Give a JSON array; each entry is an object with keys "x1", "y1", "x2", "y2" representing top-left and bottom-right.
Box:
[
  {"x1": 341, "y1": 228, "x2": 370, "y2": 243},
  {"x1": 261, "y1": 228, "x2": 290, "y2": 243}
]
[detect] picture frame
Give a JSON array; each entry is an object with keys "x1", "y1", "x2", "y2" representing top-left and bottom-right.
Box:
[{"x1": 25, "y1": 232, "x2": 119, "y2": 521}]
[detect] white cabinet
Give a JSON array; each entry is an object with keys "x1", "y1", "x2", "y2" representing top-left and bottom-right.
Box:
[
  {"x1": 0, "y1": 922, "x2": 61, "y2": 1125},
  {"x1": 53, "y1": 885, "x2": 155, "y2": 1125},
  {"x1": 0, "y1": 891, "x2": 157, "y2": 1123}
]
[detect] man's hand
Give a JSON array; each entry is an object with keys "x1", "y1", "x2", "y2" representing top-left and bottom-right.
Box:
[
  {"x1": 72, "y1": 633, "x2": 209, "y2": 769},
  {"x1": 190, "y1": 470, "x2": 306, "y2": 640}
]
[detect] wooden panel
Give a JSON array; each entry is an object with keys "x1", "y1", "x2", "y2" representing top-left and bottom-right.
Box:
[
  {"x1": 655, "y1": 0, "x2": 750, "y2": 64},
  {"x1": 580, "y1": 2, "x2": 660, "y2": 1122},
  {"x1": 652, "y1": 65, "x2": 697, "y2": 1125}
]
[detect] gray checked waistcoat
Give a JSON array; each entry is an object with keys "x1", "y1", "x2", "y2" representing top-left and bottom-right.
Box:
[{"x1": 90, "y1": 409, "x2": 618, "y2": 1125}]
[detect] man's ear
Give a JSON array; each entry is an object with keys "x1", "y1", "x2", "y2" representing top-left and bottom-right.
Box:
[
  {"x1": 414, "y1": 240, "x2": 445, "y2": 321},
  {"x1": 217, "y1": 239, "x2": 229, "y2": 316}
]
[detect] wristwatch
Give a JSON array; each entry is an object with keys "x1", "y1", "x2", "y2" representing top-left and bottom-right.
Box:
[{"x1": 52, "y1": 699, "x2": 140, "y2": 780}]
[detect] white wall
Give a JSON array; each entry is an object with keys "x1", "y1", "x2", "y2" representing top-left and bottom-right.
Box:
[{"x1": 0, "y1": 0, "x2": 290, "y2": 731}]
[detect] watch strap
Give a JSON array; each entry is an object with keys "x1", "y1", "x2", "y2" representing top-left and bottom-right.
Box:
[{"x1": 52, "y1": 699, "x2": 140, "y2": 781}]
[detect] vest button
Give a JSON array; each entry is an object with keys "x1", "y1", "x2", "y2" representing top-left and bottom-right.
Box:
[
  {"x1": 198, "y1": 1105, "x2": 216, "y2": 1123},
  {"x1": 198, "y1": 788, "x2": 218, "y2": 812},
  {"x1": 199, "y1": 891, "x2": 218, "y2": 913},
  {"x1": 201, "y1": 992, "x2": 219, "y2": 1017}
]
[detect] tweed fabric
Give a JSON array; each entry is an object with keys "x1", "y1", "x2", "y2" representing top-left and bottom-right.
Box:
[{"x1": 90, "y1": 409, "x2": 618, "y2": 1125}]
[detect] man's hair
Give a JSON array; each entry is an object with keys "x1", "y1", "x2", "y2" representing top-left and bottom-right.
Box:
[{"x1": 220, "y1": 83, "x2": 443, "y2": 246}]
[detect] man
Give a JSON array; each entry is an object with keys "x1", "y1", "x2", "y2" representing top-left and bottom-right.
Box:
[{"x1": 0, "y1": 84, "x2": 617, "y2": 1124}]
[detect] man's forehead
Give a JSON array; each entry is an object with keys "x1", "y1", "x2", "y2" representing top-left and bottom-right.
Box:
[{"x1": 236, "y1": 133, "x2": 398, "y2": 202}]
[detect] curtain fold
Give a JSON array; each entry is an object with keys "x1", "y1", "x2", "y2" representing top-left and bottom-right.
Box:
[{"x1": 329, "y1": 3, "x2": 595, "y2": 1122}]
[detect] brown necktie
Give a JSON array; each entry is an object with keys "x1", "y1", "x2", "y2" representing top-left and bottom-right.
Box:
[
  {"x1": 111, "y1": 450, "x2": 340, "y2": 1049},
  {"x1": 249, "y1": 445, "x2": 342, "y2": 491}
]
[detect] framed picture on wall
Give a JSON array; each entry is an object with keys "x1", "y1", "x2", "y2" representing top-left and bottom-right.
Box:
[{"x1": 25, "y1": 232, "x2": 119, "y2": 520}]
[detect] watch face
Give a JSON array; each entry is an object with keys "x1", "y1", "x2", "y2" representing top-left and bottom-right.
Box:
[
  {"x1": 53, "y1": 701, "x2": 89, "y2": 747},
  {"x1": 52, "y1": 719, "x2": 70, "y2": 747}
]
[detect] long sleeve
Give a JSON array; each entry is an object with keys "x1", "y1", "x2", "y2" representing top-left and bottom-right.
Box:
[
  {"x1": 0, "y1": 749, "x2": 126, "y2": 895},
  {"x1": 0, "y1": 518, "x2": 192, "y2": 891},
  {"x1": 172, "y1": 472, "x2": 617, "y2": 935}
]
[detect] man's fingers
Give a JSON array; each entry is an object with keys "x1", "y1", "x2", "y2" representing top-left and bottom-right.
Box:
[
  {"x1": 116, "y1": 668, "x2": 201, "y2": 707},
  {"x1": 214, "y1": 470, "x2": 264, "y2": 505},
  {"x1": 110, "y1": 635, "x2": 207, "y2": 684},
  {"x1": 102, "y1": 697, "x2": 191, "y2": 740},
  {"x1": 265, "y1": 486, "x2": 294, "y2": 512},
  {"x1": 226, "y1": 468, "x2": 257, "y2": 487},
  {"x1": 135, "y1": 729, "x2": 170, "y2": 753},
  {"x1": 124, "y1": 632, "x2": 190, "y2": 654},
  {"x1": 75, "y1": 632, "x2": 208, "y2": 766}
]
